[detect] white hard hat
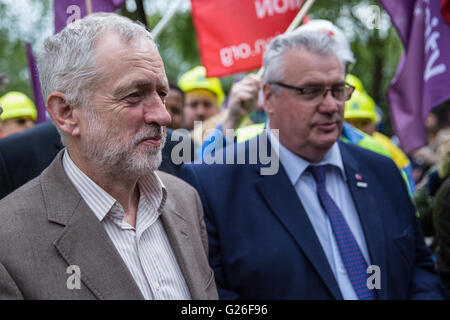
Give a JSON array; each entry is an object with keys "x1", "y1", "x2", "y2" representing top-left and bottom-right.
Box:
[{"x1": 296, "y1": 19, "x2": 355, "y2": 65}]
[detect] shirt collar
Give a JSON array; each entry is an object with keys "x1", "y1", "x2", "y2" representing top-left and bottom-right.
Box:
[
  {"x1": 62, "y1": 150, "x2": 167, "y2": 222},
  {"x1": 267, "y1": 124, "x2": 346, "y2": 186}
]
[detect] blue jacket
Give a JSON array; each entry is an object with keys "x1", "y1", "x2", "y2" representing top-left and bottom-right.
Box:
[{"x1": 180, "y1": 133, "x2": 446, "y2": 299}]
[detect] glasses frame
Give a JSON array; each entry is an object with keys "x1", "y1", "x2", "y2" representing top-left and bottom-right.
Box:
[{"x1": 268, "y1": 81, "x2": 355, "y2": 102}]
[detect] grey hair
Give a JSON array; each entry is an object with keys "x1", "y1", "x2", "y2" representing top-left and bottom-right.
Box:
[
  {"x1": 38, "y1": 12, "x2": 155, "y2": 145},
  {"x1": 262, "y1": 30, "x2": 347, "y2": 86}
]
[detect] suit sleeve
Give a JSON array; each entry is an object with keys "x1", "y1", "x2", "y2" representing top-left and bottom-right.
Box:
[
  {"x1": 0, "y1": 262, "x2": 24, "y2": 300},
  {"x1": 180, "y1": 164, "x2": 239, "y2": 300}
]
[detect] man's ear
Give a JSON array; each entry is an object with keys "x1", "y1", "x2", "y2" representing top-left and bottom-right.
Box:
[
  {"x1": 46, "y1": 92, "x2": 81, "y2": 137},
  {"x1": 263, "y1": 83, "x2": 275, "y2": 116}
]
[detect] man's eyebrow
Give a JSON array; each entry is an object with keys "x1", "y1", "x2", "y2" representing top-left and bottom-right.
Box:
[
  {"x1": 300, "y1": 80, "x2": 346, "y2": 87},
  {"x1": 113, "y1": 80, "x2": 152, "y2": 98}
]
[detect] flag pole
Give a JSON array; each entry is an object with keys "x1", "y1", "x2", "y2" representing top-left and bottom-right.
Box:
[
  {"x1": 152, "y1": 0, "x2": 184, "y2": 39},
  {"x1": 255, "y1": 0, "x2": 316, "y2": 79},
  {"x1": 135, "y1": 0, "x2": 149, "y2": 29},
  {"x1": 85, "y1": 0, "x2": 93, "y2": 15}
]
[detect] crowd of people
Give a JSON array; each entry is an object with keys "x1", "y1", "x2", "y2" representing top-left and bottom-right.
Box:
[{"x1": 0, "y1": 12, "x2": 449, "y2": 300}]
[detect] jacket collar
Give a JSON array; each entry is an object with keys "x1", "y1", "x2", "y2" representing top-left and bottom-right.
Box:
[
  {"x1": 41, "y1": 150, "x2": 144, "y2": 299},
  {"x1": 253, "y1": 136, "x2": 387, "y2": 299}
]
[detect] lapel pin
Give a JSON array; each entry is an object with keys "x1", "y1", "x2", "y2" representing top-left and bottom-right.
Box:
[
  {"x1": 355, "y1": 173, "x2": 368, "y2": 188},
  {"x1": 357, "y1": 181, "x2": 368, "y2": 188}
]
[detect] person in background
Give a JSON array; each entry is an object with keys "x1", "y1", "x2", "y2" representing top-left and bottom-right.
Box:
[
  {"x1": 178, "y1": 66, "x2": 227, "y2": 146},
  {"x1": 433, "y1": 128, "x2": 450, "y2": 293},
  {"x1": 414, "y1": 102, "x2": 450, "y2": 255},
  {"x1": 0, "y1": 13, "x2": 217, "y2": 300},
  {"x1": 413, "y1": 102, "x2": 450, "y2": 184},
  {"x1": 343, "y1": 74, "x2": 415, "y2": 195},
  {"x1": 0, "y1": 91, "x2": 36, "y2": 138},
  {"x1": 166, "y1": 83, "x2": 185, "y2": 130}
]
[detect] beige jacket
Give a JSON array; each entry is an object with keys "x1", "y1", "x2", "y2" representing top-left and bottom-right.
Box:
[{"x1": 0, "y1": 151, "x2": 217, "y2": 300}]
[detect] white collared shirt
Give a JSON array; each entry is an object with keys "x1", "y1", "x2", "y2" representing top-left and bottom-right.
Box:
[
  {"x1": 62, "y1": 150, "x2": 191, "y2": 300},
  {"x1": 268, "y1": 127, "x2": 371, "y2": 300}
]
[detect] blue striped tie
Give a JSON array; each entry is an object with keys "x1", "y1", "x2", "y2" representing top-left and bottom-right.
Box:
[{"x1": 308, "y1": 165, "x2": 376, "y2": 300}]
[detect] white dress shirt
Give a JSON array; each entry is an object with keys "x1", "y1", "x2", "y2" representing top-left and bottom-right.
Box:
[
  {"x1": 268, "y1": 127, "x2": 371, "y2": 300},
  {"x1": 62, "y1": 150, "x2": 191, "y2": 300}
]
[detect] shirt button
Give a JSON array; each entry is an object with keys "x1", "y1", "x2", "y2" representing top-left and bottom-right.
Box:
[{"x1": 155, "y1": 283, "x2": 160, "y2": 291}]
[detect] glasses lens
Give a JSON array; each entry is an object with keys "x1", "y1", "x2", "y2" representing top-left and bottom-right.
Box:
[
  {"x1": 331, "y1": 86, "x2": 347, "y2": 101},
  {"x1": 301, "y1": 86, "x2": 324, "y2": 101},
  {"x1": 345, "y1": 84, "x2": 355, "y2": 101}
]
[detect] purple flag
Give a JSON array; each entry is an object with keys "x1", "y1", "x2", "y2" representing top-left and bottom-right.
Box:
[
  {"x1": 26, "y1": 42, "x2": 47, "y2": 124},
  {"x1": 381, "y1": 0, "x2": 450, "y2": 153},
  {"x1": 54, "y1": 0, "x2": 126, "y2": 34}
]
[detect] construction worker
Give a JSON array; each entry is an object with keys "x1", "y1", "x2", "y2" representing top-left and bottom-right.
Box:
[
  {"x1": 0, "y1": 91, "x2": 37, "y2": 138},
  {"x1": 344, "y1": 74, "x2": 415, "y2": 195},
  {"x1": 166, "y1": 83, "x2": 185, "y2": 130},
  {"x1": 178, "y1": 66, "x2": 225, "y2": 130}
]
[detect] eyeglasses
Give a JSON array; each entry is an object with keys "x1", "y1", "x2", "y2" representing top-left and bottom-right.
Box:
[{"x1": 268, "y1": 81, "x2": 355, "y2": 103}]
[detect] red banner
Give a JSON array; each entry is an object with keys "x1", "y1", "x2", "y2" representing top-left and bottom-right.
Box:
[{"x1": 191, "y1": 0, "x2": 303, "y2": 77}]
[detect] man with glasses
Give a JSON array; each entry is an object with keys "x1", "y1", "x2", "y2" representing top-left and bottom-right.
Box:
[{"x1": 180, "y1": 29, "x2": 446, "y2": 299}]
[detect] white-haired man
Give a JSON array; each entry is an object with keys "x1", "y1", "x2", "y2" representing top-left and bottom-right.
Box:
[{"x1": 0, "y1": 13, "x2": 217, "y2": 300}]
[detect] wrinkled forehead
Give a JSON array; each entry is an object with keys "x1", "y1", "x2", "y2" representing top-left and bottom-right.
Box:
[
  {"x1": 283, "y1": 48, "x2": 344, "y2": 81},
  {"x1": 91, "y1": 30, "x2": 166, "y2": 85},
  {"x1": 93, "y1": 29, "x2": 158, "y2": 62}
]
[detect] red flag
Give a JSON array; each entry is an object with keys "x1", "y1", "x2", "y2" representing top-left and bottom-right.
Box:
[
  {"x1": 191, "y1": 0, "x2": 303, "y2": 77},
  {"x1": 442, "y1": 0, "x2": 450, "y2": 24}
]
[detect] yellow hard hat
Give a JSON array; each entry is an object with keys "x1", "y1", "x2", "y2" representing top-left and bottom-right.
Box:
[
  {"x1": 178, "y1": 66, "x2": 225, "y2": 106},
  {"x1": 344, "y1": 89, "x2": 377, "y2": 123},
  {"x1": 346, "y1": 74, "x2": 365, "y2": 93},
  {"x1": 0, "y1": 91, "x2": 37, "y2": 121}
]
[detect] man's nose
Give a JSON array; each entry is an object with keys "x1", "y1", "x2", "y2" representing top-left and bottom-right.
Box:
[
  {"x1": 319, "y1": 90, "x2": 339, "y2": 113},
  {"x1": 196, "y1": 104, "x2": 207, "y2": 116},
  {"x1": 144, "y1": 94, "x2": 172, "y2": 127}
]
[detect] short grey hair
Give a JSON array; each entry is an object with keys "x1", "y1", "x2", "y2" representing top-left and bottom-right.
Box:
[
  {"x1": 38, "y1": 13, "x2": 155, "y2": 145},
  {"x1": 39, "y1": 12, "x2": 154, "y2": 110},
  {"x1": 262, "y1": 30, "x2": 347, "y2": 85}
]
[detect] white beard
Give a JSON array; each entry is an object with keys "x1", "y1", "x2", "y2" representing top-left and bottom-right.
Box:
[{"x1": 81, "y1": 110, "x2": 165, "y2": 177}]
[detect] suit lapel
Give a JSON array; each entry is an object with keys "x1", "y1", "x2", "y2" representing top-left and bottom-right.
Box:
[
  {"x1": 42, "y1": 151, "x2": 144, "y2": 300},
  {"x1": 340, "y1": 142, "x2": 388, "y2": 299},
  {"x1": 255, "y1": 163, "x2": 343, "y2": 300},
  {"x1": 159, "y1": 200, "x2": 207, "y2": 300}
]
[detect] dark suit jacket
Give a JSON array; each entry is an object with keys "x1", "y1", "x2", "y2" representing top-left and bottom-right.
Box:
[
  {"x1": 180, "y1": 133, "x2": 447, "y2": 299},
  {"x1": 0, "y1": 121, "x2": 63, "y2": 200},
  {"x1": 0, "y1": 151, "x2": 217, "y2": 299},
  {"x1": 0, "y1": 122, "x2": 194, "y2": 199}
]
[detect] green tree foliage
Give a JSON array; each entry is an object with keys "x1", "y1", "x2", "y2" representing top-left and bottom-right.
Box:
[{"x1": 0, "y1": 0, "x2": 52, "y2": 99}]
